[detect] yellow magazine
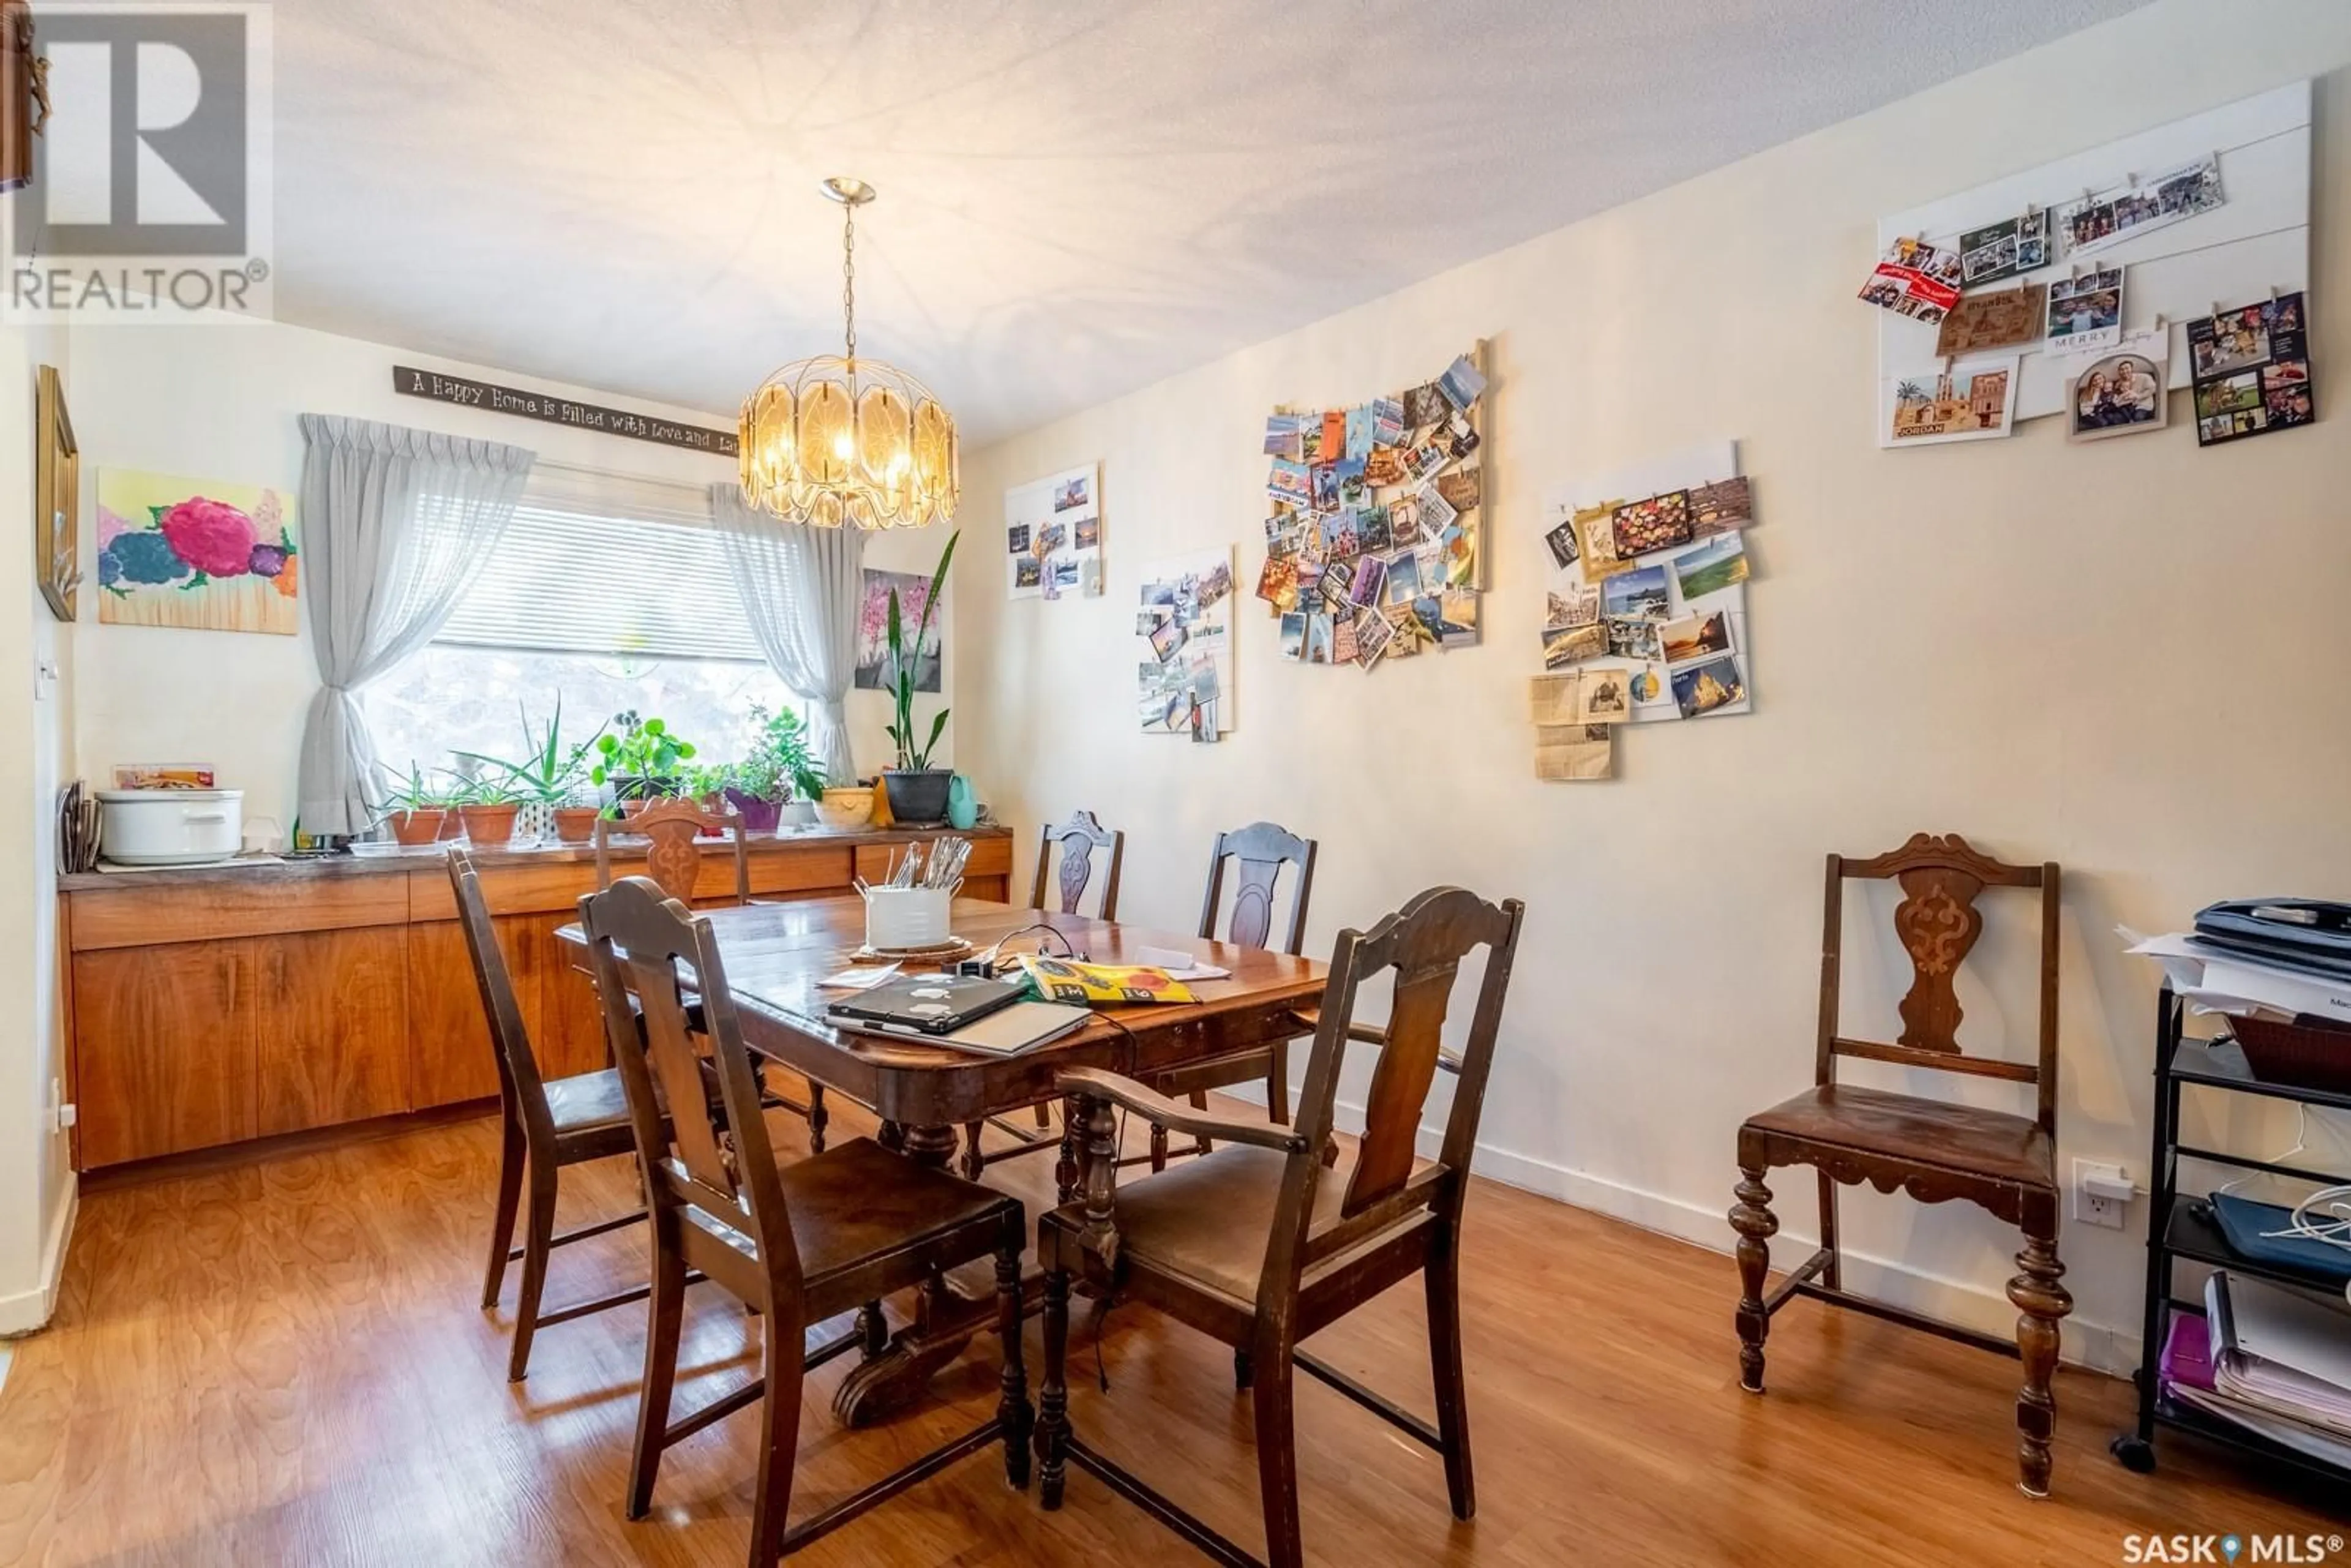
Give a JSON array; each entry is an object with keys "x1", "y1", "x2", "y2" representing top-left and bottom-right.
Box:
[{"x1": 1014, "y1": 955, "x2": 1197, "y2": 1006}]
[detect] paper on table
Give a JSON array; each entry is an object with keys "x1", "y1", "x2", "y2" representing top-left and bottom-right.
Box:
[
  {"x1": 819, "y1": 962, "x2": 901, "y2": 990},
  {"x1": 2123, "y1": 928, "x2": 2351, "y2": 1024},
  {"x1": 1133, "y1": 944, "x2": 1232, "y2": 981}
]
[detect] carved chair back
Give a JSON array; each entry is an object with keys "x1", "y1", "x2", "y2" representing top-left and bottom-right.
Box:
[
  {"x1": 594, "y1": 799, "x2": 751, "y2": 905},
  {"x1": 448, "y1": 847, "x2": 557, "y2": 1146},
  {"x1": 1261, "y1": 888, "x2": 1524, "y2": 1314},
  {"x1": 1198, "y1": 821, "x2": 1318, "y2": 955},
  {"x1": 579, "y1": 876, "x2": 798, "y2": 1296},
  {"x1": 1817, "y1": 831, "x2": 2060, "y2": 1135},
  {"x1": 1030, "y1": 809, "x2": 1123, "y2": 920}
]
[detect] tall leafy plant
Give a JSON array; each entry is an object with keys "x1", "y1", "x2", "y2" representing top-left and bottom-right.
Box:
[{"x1": 886, "y1": 529, "x2": 958, "y2": 773}]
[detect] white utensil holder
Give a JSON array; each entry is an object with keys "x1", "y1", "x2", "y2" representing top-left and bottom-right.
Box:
[{"x1": 863, "y1": 886, "x2": 951, "y2": 950}]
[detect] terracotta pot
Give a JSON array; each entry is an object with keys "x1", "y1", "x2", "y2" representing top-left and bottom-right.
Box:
[
  {"x1": 552, "y1": 806, "x2": 601, "y2": 844},
  {"x1": 459, "y1": 803, "x2": 520, "y2": 846},
  {"x1": 387, "y1": 808, "x2": 445, "y2": 846},
  {"x1": 436, "y1": 809, "x2": 466, "y2": 840}
]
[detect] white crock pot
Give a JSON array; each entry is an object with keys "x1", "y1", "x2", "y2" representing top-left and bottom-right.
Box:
[{"x1": 96, "y1": 789, "x2": 244, "y2": 866}]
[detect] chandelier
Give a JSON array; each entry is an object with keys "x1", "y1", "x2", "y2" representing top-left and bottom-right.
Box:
[{"x1": 738, "y1": 178, "x2": 958, "y2": 528}]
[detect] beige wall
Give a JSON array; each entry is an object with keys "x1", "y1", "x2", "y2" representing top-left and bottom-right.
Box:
[
  {"x1": 959, "y1": 0, "x2": 2351, "y2": 1368},
  {"x1": 65, "y1": 320, "x2": 953, "y2": 832}
]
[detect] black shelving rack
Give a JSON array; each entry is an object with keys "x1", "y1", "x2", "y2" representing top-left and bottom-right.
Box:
[{"x1": 2110, "y1": 983, "x2": 2351, "y2": 1484}]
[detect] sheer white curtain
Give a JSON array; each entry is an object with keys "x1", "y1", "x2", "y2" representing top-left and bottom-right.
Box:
[
  {"x1": 710, "y1": 483, "x2": 867, "y2": 787},
  {"x1": 296, "y1": 415, "x2": 536, "y2": 835}
]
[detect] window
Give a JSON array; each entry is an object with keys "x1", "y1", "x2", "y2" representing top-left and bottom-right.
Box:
[{"x1": 362, "y1": 465, "x2": 800, "y2": 782}]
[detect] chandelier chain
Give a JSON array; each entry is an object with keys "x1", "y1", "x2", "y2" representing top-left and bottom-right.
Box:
[{"x1": 841, "y1": 201, "x2": 857, "y2": 366}]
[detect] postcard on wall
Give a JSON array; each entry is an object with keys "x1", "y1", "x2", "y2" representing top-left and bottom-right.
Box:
[
  {"x1": 1573, "y1": 665, "x2": 1637, "y2": 725},
  {"x1": 1935, "y1": 282, "x2": 2046, "y2": 358},
  {"x1": 1660, "y1": 609, "x2": 1733, "y2": 666},
  {"x1": 1671, "y1": 534, "x2": 1749, "y2": 601},
  {"x1": 1534, "y1": 723, "x2": 1613, "y2": 783},
  {"x1": 1543, "y1": 621, "x2": 1607, "y2": 668},
  {"x1": 2058, "y1": 156, "x2": 2224, "y2": 259},
  {"x1": 1138, "y1": 548, "x2": 1236, "y2": 735},
  {"x1": 2044, "y1": 266, "x2": 2124, "y2": 358},
  {"x1": 1610, "y1": 492, "x2": 1692, "y2": 559},
  {"x1": 1547, "y1": 581, "x2": 1600, "y2": 631},
  {"x1": 1857, "y1": 236, "x2": 1963, "y2": 326},
  {"x1": 94, "y1": 471, "x2": 301, "y2": 634},
  {"x1": 2188, "y1": 291, "x2": 2314, "y2": 448},
  {"x1": 1880, "y1": 354, "x2": 2019, "y2": 448},
  {"x1": 1684, "y1": 477, "x2": 1753, "y2": 538},
  {"x1": 1957, "y1": 209, "x2": 2049, "y2": 286},
  {"x1": 1671, "y1": 655, "x2": 1747, "y2": 719},
  {"x1": 1577, "y1": 505, "x2": 1625, "y2": 583},
  {"x1": 1352, "y1": 606, "x2": 1393, "y2": 668},
  {"x1": 1004, "y1": 462, "x2": 1103, "y2": 601},
  {"x1": 1602, "y1": 564, "x2": 1671, "y2": 623},
  {"x1": 2066, "y1": 329, "x2": 2170, "y2": 443}
]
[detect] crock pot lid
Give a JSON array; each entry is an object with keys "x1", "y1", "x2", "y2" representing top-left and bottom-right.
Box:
[{"x1": 95, "y1": 789, "x2": 244, "y2": 803}]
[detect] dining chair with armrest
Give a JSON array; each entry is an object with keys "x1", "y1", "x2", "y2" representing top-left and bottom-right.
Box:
[{"x1": 1033, "y1": 885, "x2": 1525, "y2": 1568}]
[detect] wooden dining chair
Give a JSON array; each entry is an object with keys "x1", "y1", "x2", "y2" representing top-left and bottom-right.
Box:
[
  {"x1": 1731, "y1": 832, "x2": 2071, "y2": 1498},
  {"x1": 1137, "y1": 822, "x2": 1319, "y2": 1171},
  {"x1": 598, "y1": 799, "x2": 829, "y2": 1151},
  {"x1": 1029, "y1": 808, "x2": 1123, "y2": 920},
  {"x1": 1034, "y1": 886, "x2": 1525, "y2": 1568},
  {"x1": 580, "y1": 876, "x2": 1033, "y2": 1564},
  {"x1": 453, "y1": 847, "x2": 697, "y2": 1382}
]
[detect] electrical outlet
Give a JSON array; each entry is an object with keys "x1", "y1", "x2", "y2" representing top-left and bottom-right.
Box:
[{"x1": 2072, "y1": 1158, "x2": 2132, "y2": 1229}]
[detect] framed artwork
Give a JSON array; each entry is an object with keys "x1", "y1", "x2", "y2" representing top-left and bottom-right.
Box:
[
  {"x1": 852, "y1": 566, "x2": 941, "y2": 691},
  {"x1": 34, "y1": 364, "x2": 77, "y2": 622},
  {"x1": 96, "y1": 468, "x2": 300, "y2": 634}
]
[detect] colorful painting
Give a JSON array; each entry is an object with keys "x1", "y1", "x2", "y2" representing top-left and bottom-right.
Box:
[
  {"x1": 853, "y1": 567, "x2": 942, "y2": 692},
  {"x1": 97, "y1": 470, "x2": 299, "y2": 634}
]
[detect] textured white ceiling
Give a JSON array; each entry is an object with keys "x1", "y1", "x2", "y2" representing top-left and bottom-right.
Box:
[{"x1": 272, "y1": 0, "x2": 2150, "y2": 444}]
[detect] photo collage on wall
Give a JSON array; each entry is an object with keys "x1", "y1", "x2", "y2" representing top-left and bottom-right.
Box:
[
  {"x1": 1531, "y1": 443, "x2": 1758, "y2": 781},
  {"x1": 1254, "y1": 348, "x2": 1486, "y2": 670},
  {"x1": 2187, "y1": 291, "x2": 2314, "y2": 446},
  {"x1": 1136, "y1": 549, "x2": 1237, "y2": 741},
  {"x1": 1003, "y1": 463, "x2": 1104, "y2": 600}
]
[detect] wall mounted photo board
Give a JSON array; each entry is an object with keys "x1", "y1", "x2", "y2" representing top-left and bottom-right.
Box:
[
  {"x1": 1136, "y1": 548, "x2": 1235, "y2": 738},
  {"x1": 1004, "y1": 462, "x2": 1103, "y2": 599},
  {"x1": 1875, "y1": 80, "x2": 2310, "y2": 426}
]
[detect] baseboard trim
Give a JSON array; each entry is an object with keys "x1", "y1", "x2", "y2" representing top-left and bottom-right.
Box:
[{"x1": 0, "y1": 1172, "x2": 78, "y2": 1338}]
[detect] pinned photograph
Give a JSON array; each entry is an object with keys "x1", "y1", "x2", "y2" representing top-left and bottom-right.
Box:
[
  {"x1": 1415, "y1": 482, "x2": 1458, "y2": 536},
  {"x1": 1352, "y1": 606, "x2": 1394, "y2": 667},
  {"x1": 1136, "y1": 610, "x2": 1165, "y2": 636},
  {"x1": 1037, "y1": 521, "x2": 1067, "y2": 556},
  {"x1": 1298, "y1": 416, "x2": 1324, "y2": 463},
  {"x1": 1278, "y1": 612, "x2": 1307, "y2": 661},
  {"x1": 1053, "y1": 473, "x2": 1091, "y2": 512},
  {"x1": 2188, "y1": 292, "x2": 2315, "y2": 448},
  {"x1": 1957, "y1": 209, "x2": 2049, "y2": 286},
  {"x1": 1344, "y1": 406, "x2": 1374, "y2": 462},
  {"x1": 2058, "y1": 156, "x2": 2224, "y2": 258},
  {"x1": 1534, "y1": 723, "x2": 1613, "y2": 783},
  {"x1": 1310, "y1": 462, "x2": 1340, "y2": 511},
  {"x1": 1404, "y1": 440, "x2": 1451, "y2": 482},
  {"x1": 1671, "y1": 655, "x2": 1747, "y2": 718},
  {"x1": 1304, "y1": 612, "x2": 1335, "y2": 665},
  {"x1": 1364, "y1": 447, "x2": 1405, "y2": 487},
  {"x1": 1263, "y1": 413, "x2": 1303, "y2": 459},
  {"x1": 1254, "y1": 554, "x2": 1299, "y2": 610},
  {"x1": 1321, "y1": 411, "x2": 1348, "y2": 463},
  {"x1": 1323, "y1": 511, "x2": 1361, "y2": 560},
  {"x1": 1198, "y1": 558, "x2": 1234, "y2": 607},
  {"x1": 1577, "y1": 666, "x2": 1636, "y2": 724},
  {"x1": 1543, "y1": 621, "x2": 1607, "y2": 667},
  {"x1": 1389, "y1": 493, "x2": 1424, "y2": 548},
  {"x1": 1014, "y1": 556, "x2": 1043, "y2": 590},
  {"x1": 1332, "y1": 616, "x2": 1358, "y2": 666},
  {"x1": 2045, "y1": 266, "x2": 2124, "y2": 357},
  {"x1": 1402, "y1": 383, "x2": 1450, "y2": 429},
  {"x1": 1441, "y1": 525, "x2": 1477, "y2": 589},
  {"x1": 2189, "y1": 301, "x2": 2273, "y2": 379},
  {"x1": 1881, "y1": 355, "x2": 2019, "y2": 447},
  {"x1": 1349, "y1": 553, "x2": 1388, "y2": 609},
  {"x1": 1268, "y1": 459, "x2": 1311, "y2": 505},
  {"x1": 1605, "y1": 617, "x2": 1662, "y2": 661},
  {"x1": 1445, "y1": 412, "x2": 1480, "y2": 460},
  {"x1": 1602, "y1": 563, "x2": 1671, "y2": 622},
  {"x1": 1935, "y1": 282, "x2": 2047, "y2": 357},
  {"x1": 1384, "y1": 547, "x2": 1427, "y2": 603},
  {"x1": 1335, "y1": 457, "x2": 1370, "y2": 509},
  {"x1": 1610, "y1": 491, "x2": 1693, "y2": 558},
  {"x1": 1672, "y1": 534, "x2": 1750, "y2": 600},
  {"x1": 1626, "y1": 666, "x2": 1673, "y2": 715},
  {"x1": 1577, "y1": 502, "x2": 1629, "y2": 582},
  {"x1": 2066, "y1": 336, "x2": 2168, "y2": 443},
  {"x1": 1434, "y1": 468, "x2": 1480, "y2": 514},
  {"x1": 1357, "y1": 504, "x2": 1393, "y2": 555},
  {"x1": 1384, "y1": 600, "x2": 1434, "y2": 654},
  {"x1": 1660, "y1": 609, "x2": 1733, "y2": 666},
  {"x1": 1371, "y1": 395, "x2": 1406, "y2": 447},
  {"x1": 1544, "y1": 512, "x2": 1582, "y2": 569},
  {"x1": 1318, "y1": 557, "x2": 1356, "y2": 612},
  {"x1": 1149, "y1": 617, "x2": 1188, "y2": 662},
  {"x1": 1858, "y1": 236, "x2": 1963, "y2": 326},
  {"x1": 1074, "y1": 517, "x2": 1101, "y2": 551},
  {"x1": 1007, "y1": 523, "x2": 1031, "y2": 554},
  {"x1": 1438, "y1": 353, "x2": 1487, "y2": 410},
  {"x1": 1547, "y1": 581, "x2": 1600, "y2": 630},
  {"x1": 1684, "y1": 477, "x2": 1753, "y2": 538},
  {"x1": 1410, "y1": 595, "x2": 1447, "y2": 645}
]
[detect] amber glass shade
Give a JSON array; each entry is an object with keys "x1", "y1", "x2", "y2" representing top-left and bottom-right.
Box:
[{"x1": 737, "y1": 354, "x2": 958, "y2": 530}]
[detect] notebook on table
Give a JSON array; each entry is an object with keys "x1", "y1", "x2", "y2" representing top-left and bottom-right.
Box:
[
  {"x1": 830, "y1": 998, "x2": 1092, "y2": 1057},
  {"x1": 826, "y1": 974, "x2": 1026, "y2": 1037}
]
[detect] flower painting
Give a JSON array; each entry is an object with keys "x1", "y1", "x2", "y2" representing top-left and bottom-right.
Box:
[
  {"x1": 96, "y1": 470, "x2": 300, "y2": 634},
  {"x1": 853, "y1": 567, "x2": 941, "y2": 692}
]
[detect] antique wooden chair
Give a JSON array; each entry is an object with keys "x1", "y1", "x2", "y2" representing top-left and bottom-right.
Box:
[
  {"x1": 1029, "y1": 808, "x2": 1124, "y2": 920},
  {"x1": 597, "y1": 799, "x2": 829, "y2": 1150},
  {"x1": 1135, "y1": 822, "x2": 1319, "y2": 1171},
  {"x1": 580, "y1": 876, "x2": 1032, "y2": 1564},
  {"x1": 454, "y1": 848, "x2": 704, "y2": 1381},
  {"x1": 1033, "y1": 886, "x2": 1525, "y2": 1568},
  {"x1": 1731, "y1": 832, "x2": 2070, "y2": 1498}
]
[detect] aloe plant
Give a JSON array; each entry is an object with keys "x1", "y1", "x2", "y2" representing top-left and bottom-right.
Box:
[
  {"x1": 454, "y1": 699, "x2": 606, "y2": 807},
  {"x1": 887, "y1": 529, "x2": 958, "y2": 772}
]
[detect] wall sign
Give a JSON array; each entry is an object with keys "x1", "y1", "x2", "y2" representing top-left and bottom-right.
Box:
[{"x1": 391, "y1": 366, "x2": 738, "y2": 457}]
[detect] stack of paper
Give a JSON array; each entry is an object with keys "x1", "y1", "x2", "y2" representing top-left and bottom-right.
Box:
[
  {"x1": 2175, "y1": 1274, "x2": 2351, "y2": 1467},
  {"x1": 2126, "y1": 930, "x2": 2351, "y2": 1027}
]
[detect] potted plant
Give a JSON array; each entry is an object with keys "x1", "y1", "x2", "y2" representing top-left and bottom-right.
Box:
[
  {"x1": 452, "y1": 773, "x2": 525, "y2": 847},
  {"x1": 591, "y1": 712, "x2": 697, "y2": 808},
  {"x1": 455, "y1": 699, "x2": 605, "y2": 846},
  {"x1": 881, "y1": 528, "x2": 958, "y2": 825},
  {"x1": 378, "y1": 762, "x2": 453, "y2": 846},
  {"x1": 726, "y1": 702, "x2": 827, "y2": 832},
  {"x1": 552, "y1": 793, "x2": 602, "y2": 844}
]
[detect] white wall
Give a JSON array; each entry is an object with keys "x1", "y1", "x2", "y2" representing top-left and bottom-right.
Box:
[
  {"x1": 1, "y1": 319, "x2": 78, "y2": 1334},
  {"x1": 959, "y1": 0, "x2": 2351, "y2": 1370},
  {"x1": 65, "y1": 321, "x2": 954, "y2": 832}
]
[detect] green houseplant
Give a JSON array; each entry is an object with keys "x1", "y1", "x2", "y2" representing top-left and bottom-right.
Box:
[
  {"x1": 378, "y1": 762, "x2": 455, "y2": 846},
  {"x1": 591, "y1": 712, "x2": 697, "y2": 808},
  {"x1": 726, "y1": 703, "x2": 825, "y2": 831},
  {"x1": 449, "y1": 770, "x2": 525, "y2": 847},
  {"x1": 882, "y1": 528, "x2": 958, "y2": 825},
  {"x1": 455, "y1": 699, "x2": 607, "y2": 843}
]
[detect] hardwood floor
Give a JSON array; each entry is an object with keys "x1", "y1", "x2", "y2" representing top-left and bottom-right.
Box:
[{"x1": 0, "y1": 1101, "x2": 2338, "y2": 1566}]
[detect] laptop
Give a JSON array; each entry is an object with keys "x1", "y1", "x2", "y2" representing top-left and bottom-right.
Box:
[{"x1": 826, "y1": 973, "x2": 1027, "y2": 1038}]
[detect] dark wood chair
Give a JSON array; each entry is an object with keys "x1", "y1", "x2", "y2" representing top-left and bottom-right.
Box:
[
  {"x1": 580, "y1": 875, "x2": 1032, "y2": 1565},
  {"x1": 1034, "y1": 886, "x2": 1525, "y2": 1568},
  {"x1": 1138, "y1": 822, "x2": 1318, "y2": 1171},
  {"x1": 598, "y1": 799, "x2": 830, "y2": 1150},
  {"x1": 1731, "y1": 832, "x2": 2070, "y2": 1498},
  {"x1": 1029, "y1": 808, "x2": 1123, "y2": 919},
  {"x1": 454, "y1": 847, "x2": 698, "y2": 1382}
]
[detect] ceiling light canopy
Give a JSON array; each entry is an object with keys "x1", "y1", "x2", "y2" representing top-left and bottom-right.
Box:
[{"x1": 738, "y1": 178, "x2": 958, "y2": 529}]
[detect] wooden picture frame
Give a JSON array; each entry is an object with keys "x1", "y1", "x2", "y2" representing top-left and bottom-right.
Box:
[{"x1": 35, "y1": 364, "x2": 79, "y2": 621}]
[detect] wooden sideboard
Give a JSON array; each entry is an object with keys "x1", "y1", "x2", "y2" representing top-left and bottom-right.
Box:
[{"x1": 58, "y1": 826, "x2": 1013, "y2": 1170}]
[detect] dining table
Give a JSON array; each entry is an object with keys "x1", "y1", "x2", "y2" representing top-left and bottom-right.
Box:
[{"x1": 557, "y1": 891, "x2": 1327, "y2": 1427}]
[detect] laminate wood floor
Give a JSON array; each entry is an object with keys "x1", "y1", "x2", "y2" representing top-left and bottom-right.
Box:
[{"x1": 0, "y1": 1103, "x2": 2338, "y2": 1566}]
